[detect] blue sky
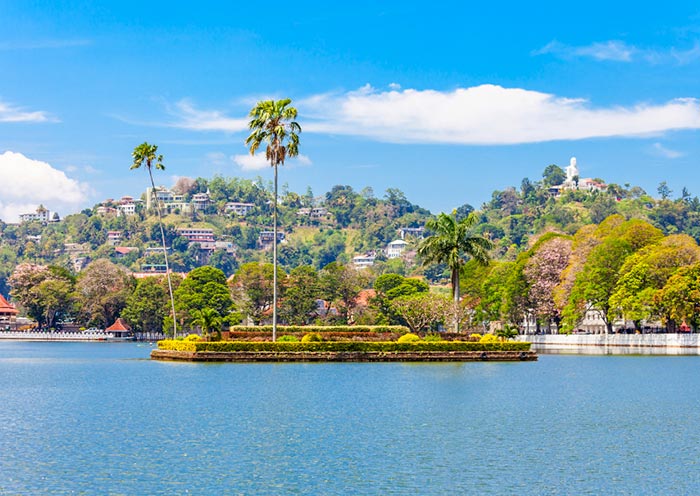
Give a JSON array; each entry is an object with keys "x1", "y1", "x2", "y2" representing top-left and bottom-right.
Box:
[{"x1": 1, "y1": 1, "x2": 699, "y2": 221}]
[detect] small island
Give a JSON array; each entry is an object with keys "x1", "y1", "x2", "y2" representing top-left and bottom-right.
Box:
[{"x1": 151, "y1": 326, "x2": 536, "y2": 362}]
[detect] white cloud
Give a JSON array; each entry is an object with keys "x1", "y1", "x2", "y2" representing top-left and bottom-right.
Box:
[
  {"x1": 535, "y1": 40, "x2": 700, "y2": 65},
  {"x1": 534, "y1": 40, "x2": 635, "y2": 61},
  {"x1": 167, "y1": 99, "x2": 247, "y2": 132},
  {"x1": 232, "y1": 153, "x2": 312, "y2": 171},
  {"x1": 0, "y1": 151, "x2": 90, "y2": 222},
  {"x1": 296, "y1": 154, "x2": 312, "y2": 166},
  {"x1": 670, "y1": 42, "x2": 700, "y2": 65},
  {"x1": 232, "y1": 154, "x2": 270, "y2": 170},
  {"x1": 0, "y1": 100, "x2": 55, "y2": 123},
  {"x1": 651, "y1": 142, "x2": 684, "y2": 159},
  {"x1": 300, "y1": 84, "x2": 700, "y2": 145}
]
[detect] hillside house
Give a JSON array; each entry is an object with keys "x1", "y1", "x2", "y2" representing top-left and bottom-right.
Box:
[
  {"x1": 398, "y1": 226, "x2": 425, "y2": 240},
  {"x1": 146, "y1": 187, "x2": 191, "y2": 214},
  {"x1": 259, "y1": 230, "x2": 285, "y2": 249},
  {"x1": 19, "y1": 205, "x2": 52, "y2": 224},
  {"x1": 225, "y1": 202, "x2": 255, "y2": 216},
  {"x1": 386, "y1": 239, "x2": 408, "y2": 259},
  {"x1": 192, "y1": 191, "x2": 212, "y2": 211},
  {"x1": 352, "y1": 253, "x2": 376, "y2": 269},
  {"x1": 106, "y1": 231, "x2": 122, "y2": 246},
  {"x1": 116, "y1": 196, "x2": 140, "y2": 216},
  {"x1": 176, "y1": 227, "x2": 215, "y2": 243}
]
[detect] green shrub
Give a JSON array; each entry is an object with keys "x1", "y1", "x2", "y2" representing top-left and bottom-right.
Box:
[
  {"x1": 277, "y1": 335, "x2": 299, "y2": 342},
  {"x1": 397, "y1": 333, "x2": 422, "y2": 343},
  {"x1": 301, "y1": 332, "x2": 323, "y2": 343},
  {"x1": 157, "y1": 340, "x2": 197, "y2": 351},
  {"x1": 157, "y1": 340, "x2": 531, "y2": 353},
  {"x1": 423, "y1": 333, "x2": 445, "y2": 342}
]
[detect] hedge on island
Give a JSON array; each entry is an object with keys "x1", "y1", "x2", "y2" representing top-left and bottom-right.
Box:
[
  {"x1": 228, "y1": 325, "x2": 409, "y2": 334},
  {"x1": 157, "y1": 340, "x2": 531, "y2": 353},
  {"x1": 228, "y1": 331, "x2": 404, "y2": 342}
]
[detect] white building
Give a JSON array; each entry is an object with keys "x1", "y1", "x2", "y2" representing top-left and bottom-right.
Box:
[
  {"x1": 353, "y1": 254, "x2": 376, "y2": 269},
  {"x1": 116, "y1": 196, "x2": 140, "y2": 217},
  {"x1": 145, "y1": 187, "x2": 191, "y2": 214},
  {"x1": 225, "y1": 202, "x2": 255, "y2": 216},
  {"x1": 19, "y1": 206, "x2": 52, "y2": 224},
  {"x1": 386, "y1": 239, "x2": 408, "y2": 259}
]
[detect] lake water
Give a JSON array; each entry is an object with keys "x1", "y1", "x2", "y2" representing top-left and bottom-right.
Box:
[{"x1": 1, "y1": 342, "x2": 699, "y2": 495}]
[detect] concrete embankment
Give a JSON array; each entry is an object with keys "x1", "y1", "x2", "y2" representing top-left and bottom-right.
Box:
[
  {"x1": 517, "y1": 334, "x2": 700, "y2": 355},
  {"x1": 151, "y1": 349, "x2": 538, "y2": 362}
]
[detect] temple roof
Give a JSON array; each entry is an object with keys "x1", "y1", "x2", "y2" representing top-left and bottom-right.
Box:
[
  {"x1": 0, "y1": 294, "x2": 18, "y2": 315},
  {"x1": 106, "y1": 317, "x2": 131, "y2": 331}
]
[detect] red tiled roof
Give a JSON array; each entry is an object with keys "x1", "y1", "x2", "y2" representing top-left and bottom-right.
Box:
[
  {"x1": 114, "y1": 246, "x2": 137, "y2": 255},
  {"x1": 355, "y1": 289, "x2": 376, "y2": 307},
  {"x1": 0, "y1": 294, "x2": 18, "y2": 315},
  {"x1": 106, "y1": 318, "x2": 131, "y2": 331}
]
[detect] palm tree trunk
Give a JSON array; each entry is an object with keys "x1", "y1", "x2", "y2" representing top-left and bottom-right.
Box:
[
  {"x1": 148, "y1": 170, "x2": 177, "y2": 338},
  {"x1": 452, "y1": 266, "x2": 460, "y2": 333},
  {"x1": 272, "y1": 159, "x2": 278, "y2": 342}
]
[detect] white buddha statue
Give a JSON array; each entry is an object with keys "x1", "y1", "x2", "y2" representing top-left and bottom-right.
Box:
[{"x1": 565, "y1": 157, "x2": 579, "y2": 185}]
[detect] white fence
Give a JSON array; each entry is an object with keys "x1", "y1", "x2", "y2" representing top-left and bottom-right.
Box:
[
  {"x1": 0, "y1": 331, "x2": 128, "y2": 341},
  {"x1": 517, "y1": 333, "x2": 700, "y2": 355}
]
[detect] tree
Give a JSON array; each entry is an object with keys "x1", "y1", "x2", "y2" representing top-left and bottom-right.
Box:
[
  {"x1": 230, "y1": 262, "x2": 281, "y2": 325},
  {"x1": 566, "y1": 223, "x2": 662, "y2": 334},
  {"x1": 390, "y1": 293, "x2": 450, "y2": 333},
  {"x1": 372, "y1": 273, "x2": 429, "y2": 324},
  {"x1": 658, "y1": 181, "x2": 673, "y2": 200},
  {"x1": 131, "y1": 142, "x2": 178, "y2": 337},
  {"x1": 417, "y1": 212, "x2": 492, "y2": 331},
  {"x1": 174, "y1": 266, "x2": 234, "y2": 331},
  {"x1": 191, "y1": 308, "x2": 223, "y2": 340},
  {"x1": 245, "y1": 98, "x2": 301, "y2": 341},
  {"x1": 122, "y1": 276, "x2": 169, "y2": 334},
  {"x1": 655, "y1": 263, "x2": 700, "y2": 330},
  {"x1": 542, "y1": 164, "x2": 566, "y2": 186},
  {"x1": 610, "y1": 234, "x2": 700, "y2": 328},
  {"x1": 279, "y1": 265, "x2": 320, "y2": 325},
  {"x1": 523, "y1": 235, "x2": 572, "y2": 331},
  {"x1": 9, "y1": 263, "x2": 76, "y2": 329},
  {"x1": 75, "y1": 259, "x2": 134, "y2": 328},
  {"x1": 318, "y1": 262, "x2": 368, "y2": 324}
]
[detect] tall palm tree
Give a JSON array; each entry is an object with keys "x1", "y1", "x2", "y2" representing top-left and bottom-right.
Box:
[
  {"x1": 417, "y1": 212, "x2": 492, "y2": 332},
  {"x1": 130, "y1": 142, "x2": 177, "y2": 338},
  {"x1": 192, "y1": 308, "x2": 223, "y2": 341},
  {"x1": 245, "y1": 99, "x2": 301, "y2": 342}
]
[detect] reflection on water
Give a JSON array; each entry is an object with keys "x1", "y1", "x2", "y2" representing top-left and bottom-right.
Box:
[{"x1": 1, "y1": 342, "x2": 700, "y2": 494}]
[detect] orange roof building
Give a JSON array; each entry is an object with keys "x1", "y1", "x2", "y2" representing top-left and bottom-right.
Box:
[
  {"x1": 106, "y1": 318, "x2": 131, "y2": 331},
  {"x1": 0, "y1": 294, "x2": 18, "y2": 324},
  {"x1": 106, "y1": 318, "x2": 134, "y2": 338}
]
